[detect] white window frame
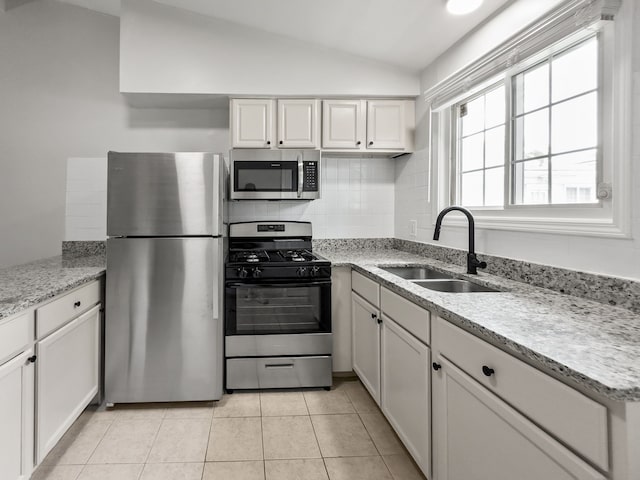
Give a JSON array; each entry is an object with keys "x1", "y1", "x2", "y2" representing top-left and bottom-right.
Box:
[{"x1": 426, "y1": 0, "x2": 632, "y2": 238}]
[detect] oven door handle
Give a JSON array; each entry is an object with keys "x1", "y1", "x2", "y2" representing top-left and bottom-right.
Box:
[
  {"x1": 226, "y1": 281, "x2": 330, "y2": 288},
  {"x1": 297, "y1": 155, "x2": 304, "y2": 198}
]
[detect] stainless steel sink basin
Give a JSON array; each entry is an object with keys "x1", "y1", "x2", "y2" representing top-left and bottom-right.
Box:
[
  {"x1": 381, "y1": 266, "x2": 453, "y2": 280},
  {"x1": 412, "y1": 279, "x2": 500, "y2": 293}
]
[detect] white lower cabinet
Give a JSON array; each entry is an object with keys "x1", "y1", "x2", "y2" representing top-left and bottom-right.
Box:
[
  {"x1": 36, "y1": 305, "x2": 100, "y2": 463},
  {"x1": 0, "y1": 349, "x2": 35, "y2": 480},
  {"x1": 432, "y1": 356, "x2": 605, "y2": 480},
  {"x1": 351, "y1": 292, "x2": 381, "y2": 403},
  {"x1": 381, "y1": 316, "x2": 430, "y2": 476}
]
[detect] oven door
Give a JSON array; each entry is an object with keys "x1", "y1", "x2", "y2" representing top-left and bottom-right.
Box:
[{"x1": 225, "y1": 281, "x2": 331, "y2": 336}]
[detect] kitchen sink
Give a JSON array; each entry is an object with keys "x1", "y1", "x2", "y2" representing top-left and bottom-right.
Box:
[
  {"x1": 412, "y1": 279, "x2": 500, "y2": 293},
  {"x1": 381, "y1": 266, "x2": 453, "y2": 280}
]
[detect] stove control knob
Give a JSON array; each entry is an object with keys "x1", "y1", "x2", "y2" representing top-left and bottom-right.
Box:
[
  {"x1": 296, "y1": 267, "x2": 307, "y2": 277},
  {"x1": 237, "y1": 268, "x2": 248, "y2": 279},
  {"x1": 252, "y1": 268, "x2": 263, "y2": 279},
  {"x1": 310, "y1": 266, "x2": 320, "y2": 277}
]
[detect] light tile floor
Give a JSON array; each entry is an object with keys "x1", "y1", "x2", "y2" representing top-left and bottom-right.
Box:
[{"x1": 33, "y1": 378, "x2": 426, "y2": 480}]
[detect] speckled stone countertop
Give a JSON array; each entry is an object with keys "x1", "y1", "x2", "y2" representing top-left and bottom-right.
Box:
[
  {"x1": 0, "y1": 255, "x2": 105, "y2": 321},
  {"x1": 317, "y1": 246, "x2": 640, "y2": 402}
]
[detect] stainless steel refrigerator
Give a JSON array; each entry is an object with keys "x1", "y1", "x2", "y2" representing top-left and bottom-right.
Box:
[{"x1": 105, "y1": 152, "x2": 225, "y2": 404}]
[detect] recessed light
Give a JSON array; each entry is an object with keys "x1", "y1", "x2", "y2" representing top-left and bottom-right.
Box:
[{"x1": 446, "y1": 0, "x2": 483, "y2": 15}]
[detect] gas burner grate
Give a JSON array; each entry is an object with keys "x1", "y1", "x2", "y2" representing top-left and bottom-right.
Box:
[{"x1": 231, "y1": 250, "x2": 270, "y2": 263}]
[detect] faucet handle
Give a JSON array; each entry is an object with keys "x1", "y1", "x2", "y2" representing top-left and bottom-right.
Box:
[{"x1": 467, "y1": 253, "x2": 487, "y2": 274}]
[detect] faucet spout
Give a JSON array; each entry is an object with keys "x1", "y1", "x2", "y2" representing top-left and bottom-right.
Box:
[{"x1": 432, "y1": 206, "x2": 487, "y2": 275}]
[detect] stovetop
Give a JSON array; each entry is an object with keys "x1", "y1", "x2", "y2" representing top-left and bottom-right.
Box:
[
  {"x1": 226, "y1": 221, "x2": 331, "y2": 280},
  {"x1": 229, "y1": 249, "x2": 321, "y2": 264}
]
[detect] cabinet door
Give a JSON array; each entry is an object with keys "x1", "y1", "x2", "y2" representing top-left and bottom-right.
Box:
[
  {"x1": 0, "y1": 350, "x2": 35, "y2": 480},
  {"x1": 351, "y1": 292, "x2": 380, "y2": 404},
  {"x1": 366, "y1": 100, "x2": 405, "y2": 150},
  {"x1": 231, "y1": 99, "x2": 274, "y2": 148},
  {"x1": 36, "y1": 305, "x2": 100, "y2": 463},
  {"x1": 381, "y1": 317, "x2": 430, "y2": 477},
  {"x1": 432, "y1": 356, "x2": 605, "y2": 480},
  {"x1": 322, "y1": 100, "x2": 365, "y2": 149},
  {"x1": 277, "y1": 99, "x2": 318, "y2": 148}
]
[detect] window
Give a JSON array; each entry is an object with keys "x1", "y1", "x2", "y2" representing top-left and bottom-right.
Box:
[
  {"x1": 511, "y1": 37, "x2": 598, "y2": 206},
  {"x1": 456, "y1": 85, "x2": 506, "y2": 207},
  {"x1": 427, "y1": 0, "x2": 631, "y2": 237}
]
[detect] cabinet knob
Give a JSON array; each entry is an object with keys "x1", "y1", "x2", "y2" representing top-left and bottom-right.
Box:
[
  {"x1": 356, "y1": 141, "x2": 361, "y2": 146},
  {"x1": 266, "y1": 141, "x2": 271, "y2": 145},
  {"x1": 279, "y1": 140, "x2": 283, "y2": 145},
  {"x1": 377, "y1": 317, "x2": 383, "y2": 325},
  {"x1": 368, "y1": 141, "x2": 374, "y2": 146},
  {"x1": 74, "y1": 301, "x2": 81, "y2": 308},
  {"x1": 371, "y1": 313, "x2": 377, "y2": 319},
  {"x1": 27, "y1": 355, "x2": 37, "y2": 364},
  {"x1": 432, "y1": 362, "x2": 441, "y2": 371},
  {"x1": 482, "y1": 365, "x2": 495, "y2": 377}
]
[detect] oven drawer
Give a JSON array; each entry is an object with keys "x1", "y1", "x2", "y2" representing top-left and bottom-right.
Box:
[
  {"x1": 226, "y1": 333, "x2": 332, "y2": 357},
  {"x1": 226, "y1": 356, "x2": 332, "y2": 389}
]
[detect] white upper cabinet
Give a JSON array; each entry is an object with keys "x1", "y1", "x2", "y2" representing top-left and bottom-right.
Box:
[
  {"x1": 277, "y1": 99, "x2": 319, "y2": 148},
  {"x1": 322, "y1": 100, "x2": 365, "y2": 150},
  {"x1": 231, "y1": 99, "x2": 275, "y2": 148},
  {"x1": 231, "y1": 97, "x2": 414, "y2": 154},
  {"x1": 366, "y1": 100, "x2": 406, "y2": 150}
]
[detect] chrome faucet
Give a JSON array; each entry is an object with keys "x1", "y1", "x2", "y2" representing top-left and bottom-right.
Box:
[{"x1": 433, "y1": 206, "x2": 487, "y2": 275}]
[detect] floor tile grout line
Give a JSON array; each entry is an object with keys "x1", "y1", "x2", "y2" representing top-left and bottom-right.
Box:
[
  {"x1": 82, "y1": 412, "x2": 117, "y2": 468},
  {"x1": 140, "y1": 416, "x2": 164, "y2": 466},
  {"x1": 201, "y1": 405, "x2": 216, "y2": 480}
]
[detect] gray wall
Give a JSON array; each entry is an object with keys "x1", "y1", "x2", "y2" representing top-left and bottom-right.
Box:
[{"x1": 0, "y1": 0, "x2": 229, "y2": 268}]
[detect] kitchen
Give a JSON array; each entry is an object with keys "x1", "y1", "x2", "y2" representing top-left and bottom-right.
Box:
[{"x1": 1, "y1": 0, "x2": 639, "y2": 479}]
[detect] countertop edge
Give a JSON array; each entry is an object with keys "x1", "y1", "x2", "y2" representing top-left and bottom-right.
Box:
[{"x1": 329, "y1": 255, "x2": 640, "y2": 403}]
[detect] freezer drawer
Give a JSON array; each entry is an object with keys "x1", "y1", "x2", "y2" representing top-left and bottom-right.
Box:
[
  {"x1": 107, "y1": 152, "x2": 223, "y2": 236},
  {"x1": 226, "y1": 356, "x2": 332, "y2": 390},
  {"x1": 105, "y1": 237, "x2": 223, "y2": 403}
]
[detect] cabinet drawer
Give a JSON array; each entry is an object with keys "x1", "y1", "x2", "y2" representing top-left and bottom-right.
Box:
[
  {"x1": 0, "y1": 311, "x2": 33, "y2": 365},
  {"x1": 381, "y1": 287, "x2": 430, "y2": 345},
  {"x1": 226, "y1": 356, "x2": 332, "y2": 390},
  {"x1": 352, "y1": 270, "x2": 379, "y2": 307},
  {"x1": 36, "y1": 280, "x2": 101, "y2": 339},
  {"x1": 434, "y1": 317, "x2": 608, "y2": 471}
]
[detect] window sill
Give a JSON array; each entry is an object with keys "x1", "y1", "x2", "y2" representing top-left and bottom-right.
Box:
[{"x1": 439, "y1": 214, "x2": 630, "y2": 238}]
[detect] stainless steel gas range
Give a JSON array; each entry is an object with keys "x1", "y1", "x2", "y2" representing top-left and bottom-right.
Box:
[{"x1": 224, "y1": 221, "x2": 332, "y2": 391}]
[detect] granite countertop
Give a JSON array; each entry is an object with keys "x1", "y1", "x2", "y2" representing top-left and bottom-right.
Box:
[
  {"x1": 0, "y1": 255, "x2": 106, "y2": 321},
  {"x1": 317, "y1": 246, "x2": 640, "y2": 402}
]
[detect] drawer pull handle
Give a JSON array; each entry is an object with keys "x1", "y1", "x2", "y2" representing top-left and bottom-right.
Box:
[
  {"x1": 27, "y1": 355, "x2": 37, "y2": 364},
  {"x1": 265, "y1": 363, "x2": 294, "y2": 369},
  {"x1": 74, "y1": 301, "x2": 81, "y2": 308},
  {"x1": 432, "y1": 362, "x2": 441, "y2": 371},
  {"x1": 482, "y1": 365, "x2": 495, "y2": 377}
]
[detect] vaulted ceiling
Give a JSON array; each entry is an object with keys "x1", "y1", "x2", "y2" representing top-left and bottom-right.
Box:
[{"x1": 56, "y1": 0, "x2": 514, "y2": 72}]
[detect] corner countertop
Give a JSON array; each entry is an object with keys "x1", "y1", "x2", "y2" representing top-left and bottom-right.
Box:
[
  {"x1": 0, "y1": 255, "x2": 106, "y2": 321},
  {"x1": 318, "y1": 247, "x2": 640, "y2": 402}
]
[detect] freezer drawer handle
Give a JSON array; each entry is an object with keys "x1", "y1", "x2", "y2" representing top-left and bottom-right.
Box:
[{"x1": 265, "y1": 363, "x2": 295, "y2": 369}]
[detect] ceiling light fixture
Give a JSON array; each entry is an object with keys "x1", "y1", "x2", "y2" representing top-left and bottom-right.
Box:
[{"x1": 446, "y1": 0, "x2": 483, "y2": 15}]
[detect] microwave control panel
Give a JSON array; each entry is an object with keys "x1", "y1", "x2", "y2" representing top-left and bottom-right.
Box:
[{"x1": 303, "y1": 161, "x2": 319, "y2": 192}]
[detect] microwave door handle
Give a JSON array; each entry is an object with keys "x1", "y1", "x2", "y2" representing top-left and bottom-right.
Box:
[{"x1": 297, "y1": 155, "x2": 304, "y2": 198}]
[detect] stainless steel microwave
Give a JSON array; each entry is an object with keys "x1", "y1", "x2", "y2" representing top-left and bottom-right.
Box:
[{"x1": 230, "y1": 149, "x2": 320, "y2": 200}]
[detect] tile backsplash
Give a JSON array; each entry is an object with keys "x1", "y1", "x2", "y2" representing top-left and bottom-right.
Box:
[
  {"x1": 228, "y1": 156, "x2": 396, "y2": 238},
  {"x1": 65, "y1": 155, "x2": 395, "y2": 240}
]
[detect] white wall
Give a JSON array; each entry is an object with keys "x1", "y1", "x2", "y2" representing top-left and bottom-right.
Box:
[
  {"x1": 229, "y1": 157, "x2": 395, "y2": 238},
  {"x1": 0, "y1": 0, "x2": 229, "y2": 268},
  {"x1": 396, "y1": 0, "x2": 640, "y2": 280},
  {"x1": 120, "y1": 0, "x2": 420, "y2": 97}
]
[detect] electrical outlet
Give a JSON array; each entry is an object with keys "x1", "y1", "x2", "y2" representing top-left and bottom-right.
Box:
[{"x1": 409, "y1": 220, "x2": 417, "y2": 237}]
